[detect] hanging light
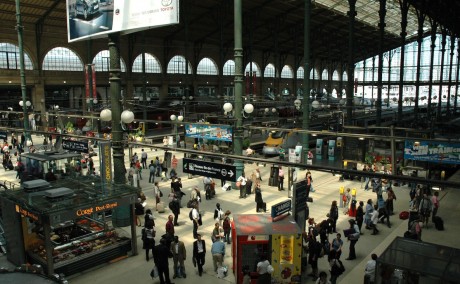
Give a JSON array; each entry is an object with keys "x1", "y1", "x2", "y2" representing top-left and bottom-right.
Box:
[
  {"x1": 223, "y1": 102, "x2": 233, "y2": 113},
  {"x1": 26, "y1": 101, "x2": 31, "y2": 107},
  {"x1": 243, "y1": 103, "x2": 254, "y2": 114},
  {"x1": 100, "y1": 109, "x2": 112, "y2": 121},
  {"x1": 311, "y1": 100, "x2": 320, "y2": 109},
  {"x1": 121, "y1": 110, "x2": 135, "y2": 124},
  {"x1": 19, "y1": 101, "x2": 24, "y2": 107},
  {"x1": 170, "y1": 114, "x2": 177, "y2": 121},
  {"x1": 178, "y1": 115, "x2": 184, "y2": 122}
]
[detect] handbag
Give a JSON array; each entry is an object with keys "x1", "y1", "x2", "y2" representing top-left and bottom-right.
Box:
[
  {"x1": 150, "y1": 265, "x2": 159, "y2": 278},
  {"x1": 236, "y1": 181, "x2": 241, "y2": 187},
  {"x1": 159, "y1": 190, "x2": 163, "y2": 197}
]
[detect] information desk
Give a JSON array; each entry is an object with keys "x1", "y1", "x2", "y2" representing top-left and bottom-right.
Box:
[{"x1": 0, "y1": 175, "x2": 138, "y2": 276}]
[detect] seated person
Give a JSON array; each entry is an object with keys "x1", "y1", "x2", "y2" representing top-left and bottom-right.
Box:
[{"x1": 45, "y1": 169, "x2": 57, "y2": 182}]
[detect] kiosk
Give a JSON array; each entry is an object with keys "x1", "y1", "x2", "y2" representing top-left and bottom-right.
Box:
[
  {"x1": 0, "y1": 175, "x2": 138, "y2": 277},
  {"x1": 231, "y1": 214, "x2": 302, "y2": 284}
]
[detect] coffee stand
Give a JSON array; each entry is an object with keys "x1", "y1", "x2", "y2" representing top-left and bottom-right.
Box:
[{"x1": 0, "y1": 174, "x2": 138, "y2": 276}]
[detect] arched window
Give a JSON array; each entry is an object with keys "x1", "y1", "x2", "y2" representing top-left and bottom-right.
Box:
[
  {"x1": 264, "y1": 63, "x2": 276, "y2": 78},
  {"x1": 342, "y1": 71, "x2": 348, "y2": 81},
  {"x1": 93, "y1": 50, "x2": 126, "y2": 72},
  {"x1": 332, "y1": 70, "x2": 339, "y2": 81},
  {"x1": 197, "y1": 57, "x2": 218, "y2": 75},
  {"x1": 167, "y1": 55, "x2": 193, "y2": 74},
  {"x1": 310, "y1": 68, "x2": 319, "y2": 80},
  {"x1": 0, "y1": 42, "x2": 33, "y2": 70},
  {"x1": 132, "y1": 53, "x2": 161, "y2": 73},
  {"x1": 321, "y1": 69, "x2": 329, "y2": 80},
  {"x1": 280, "y1": 65, "x2": 293, "y2": 78},
  {"x1": 223, "y1": 60, "x2": 235, "y2": 76},
  {"x1": 42, "y1": 47, "x2": 83, "y2": 71},
  {"x1": 244, "y1": 62, "x2": 261, "y2": 77},
  {"x1": 297, "y1": 67, "x2": 304, "y2": 79}
]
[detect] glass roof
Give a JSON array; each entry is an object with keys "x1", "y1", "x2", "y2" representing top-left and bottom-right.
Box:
[{"x1": 315, "y1": 0, "x2": 430, "y2": 40}]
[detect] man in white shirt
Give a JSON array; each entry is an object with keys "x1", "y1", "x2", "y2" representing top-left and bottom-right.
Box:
[
  {"x1": 192, "y1": 204, "x2": 200, "y2": 239},
  {"x1": 141, "y1": 149, "x2": 148, "y2": 169},
  {"x1": 193, "y1": 234, "x2": 206, "y2": 276},
  {"x1": 364, "y1": 254, "x2": 377, "y2": 283}
]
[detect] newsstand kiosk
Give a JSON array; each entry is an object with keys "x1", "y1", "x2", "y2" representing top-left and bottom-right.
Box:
[
  {"x1": 0, "y1": 176, "x2": 138, "y2": 277},
  {"x1": 232, "y1": 214, "x2": 302, "y2": 284}
]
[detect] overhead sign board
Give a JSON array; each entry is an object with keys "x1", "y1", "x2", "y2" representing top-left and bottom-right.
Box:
[
  {"x1": 271, "y1": 199, "x2": 291, "y2": 219},
  {"x1": 404, "y1": 140, "x2": 460, "y2": 165},
  {"x1": 294, "y1": 180, "x2": 308, "y2": 211},
  {"x1": 67, "y1": 0, "x2": 180, "y2": 42},
  {"x1": 182, "y1": 158, "x2": 236, "y2": 182},
  {"x1": 185, "y1": 124, "x2": 233, "y2": 142},
  {"x1": 62, "y1": 138, "x2": 89, "y2": 153}
]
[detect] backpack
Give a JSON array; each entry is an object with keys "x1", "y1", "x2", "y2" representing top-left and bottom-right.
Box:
[
  {"x1": 331, "y1": 259, "x2": 345, "y2": 275},
  {"x1": 189, "y1": 209, "x2": 194, "y2": 221}
]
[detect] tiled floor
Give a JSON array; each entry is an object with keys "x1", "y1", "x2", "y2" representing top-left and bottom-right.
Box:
[{"x1": 0, "y1": 134, "x2": 458, "y2": 284}]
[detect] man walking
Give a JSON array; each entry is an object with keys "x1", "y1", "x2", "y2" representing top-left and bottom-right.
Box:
[
  {"x1": 154, "y1": 238, "x2": 174, "y2": 284},
  {"x1": 170, "y1": 236, "x2": 186, "y2": 279},
  {"x1": 193, "y1": 234, "x2": 206, "y2": 276},
  {"x1": 278, "y1": 166, "x2": 285, "y2": 191},
  {"x1": 191, "y1": 203, "x2": 200, "y2": 239},
  {"x1": 149, "y1": 160, "x2": 155, "y2": 183},
  {"x1": 140, "y1": 148, "x2": 148, "y2": 169},
  {"x1": 211, "y1": 235, "x2": 225, "y2": 273}
]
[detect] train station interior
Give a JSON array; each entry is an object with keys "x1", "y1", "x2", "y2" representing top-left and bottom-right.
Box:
[{"x1": 1, "y1": 0, "x2": 460, "y2": 283}]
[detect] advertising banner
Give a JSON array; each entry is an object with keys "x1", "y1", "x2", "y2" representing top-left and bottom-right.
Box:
[
  {"x1": 185, "y1": 124, "x2": 233, "y2": 142},
  {"x1": 404, "y1": 140, "x2": 460, "y2": 165},
  {"x1": 99, "y1": 141, "x2": 113, "y2": 183},
  {"x1": 315, "y1": 138, "x2": 323, "y2": 158},
  {"x1": 271, "y1": 234, "x2": 302, "y2": 283},
  {"x1": 67, "y1": 0, "x2": 180, "y2": 42},
  {"x1": 328, "y1": 140, "x2": 336, "y2": 160}
]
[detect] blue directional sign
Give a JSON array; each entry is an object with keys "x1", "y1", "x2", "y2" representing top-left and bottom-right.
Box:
[
  {"x1": 183, "y1": 158, "x2": 236, "y2": 182},
  {"x1": 271, "y1": 199, "x2": 291, "y2": 219}
]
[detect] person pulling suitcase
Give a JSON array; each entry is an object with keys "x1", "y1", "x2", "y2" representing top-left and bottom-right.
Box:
[{"x1": 254, "y1": 182, "x2": 266, "y2": 213}]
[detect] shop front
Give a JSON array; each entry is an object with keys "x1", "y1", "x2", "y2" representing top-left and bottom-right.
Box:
[
  {"x1": 0, "y1": 176, "x2": 138, "y2": 276},
  {"x1": 231, "y1": 214, "x2": 302, "y2": 284}
]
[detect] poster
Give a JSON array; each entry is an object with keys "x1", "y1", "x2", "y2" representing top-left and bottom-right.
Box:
[
  {"x1": 328, "y1": 140, "x2": 336, "y2": 160},
  {"x1": 67, "y1": 0, "x2": 180, "y2": 42},
  {"x1": 315, "y1": 139, "x2": 323, "y2": 159},
  {"x1": 404, "y1": 140, "x2": 460, "y2": 165},
  {"x1": 271, "y1": 234, "x2": 302, "y2": 283},
  {"x1": 185, "y1": 124, "x2": 233, "y2": 142}
]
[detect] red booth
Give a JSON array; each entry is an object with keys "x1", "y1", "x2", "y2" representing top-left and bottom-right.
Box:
[{"x1": 231, "y1": 214, "x2": 302, "y2": 284}]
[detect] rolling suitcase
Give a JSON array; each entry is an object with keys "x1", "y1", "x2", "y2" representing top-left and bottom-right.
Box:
[
  {"x1": 257, "y1": 202, "x2": 266, "y2": 212},
  {"x1": 156, "y1": 202, "x2": 165, "y2": 213},
  {"x1": 433, "y1": 216, "x2": 444, "y2": 230}
]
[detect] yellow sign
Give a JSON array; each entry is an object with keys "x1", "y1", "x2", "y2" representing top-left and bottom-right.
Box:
[
  {"x1": 15, "y1": 205, "x2": 39, "y2": 222},
  {"x1": 339, "y1": 186, "x2": 345, "y2": 195},
  {"x1": 76, "y1": 201, "x2": 118, "y2": 217}
]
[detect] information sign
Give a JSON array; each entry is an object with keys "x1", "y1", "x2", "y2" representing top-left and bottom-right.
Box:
[
  {"x1": 183, "y1": 158, "x2": 236, "y2": 182},
  {"x1": 62, "y1": 138, "x2": 89, "y2": 153},
  {"x1": 271, "y1": 199, "x2": 291, "y2": 219}
]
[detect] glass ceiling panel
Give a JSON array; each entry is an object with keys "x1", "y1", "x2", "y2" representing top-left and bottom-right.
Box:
[{"x1": 314, "y1": 0, "x2": 431, "y2": 40}]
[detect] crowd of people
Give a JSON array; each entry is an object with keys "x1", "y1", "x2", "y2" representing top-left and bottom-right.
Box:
[{"x1": 123, "y1": 144, "x2": 446, "y2": 284}]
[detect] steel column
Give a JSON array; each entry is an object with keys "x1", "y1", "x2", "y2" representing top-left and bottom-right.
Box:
[
  {"x1": 346, "y1": 0, "x2": 357, "y2": 125},
  {"x1": 376, "y1": 0, "x2": 386, "y2": 126},
  {"x1": 302, "y1": 0, "x2": 312, "y2": 163}
]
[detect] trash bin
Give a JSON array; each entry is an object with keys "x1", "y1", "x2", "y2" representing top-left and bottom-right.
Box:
[{"x1": 268, "y1": 165, "x2": 279, "y2": 187}]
